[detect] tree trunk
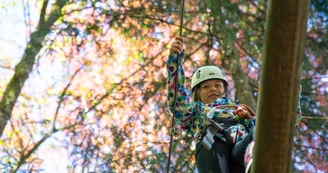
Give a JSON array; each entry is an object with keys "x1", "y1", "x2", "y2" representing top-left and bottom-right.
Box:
[
  {"x1": 253, "y1": 1, "x2": 310, "y2": 173},
  {"x1": 225, "y1": 42, "x2": 257, "y2": 111},
  {"x1": 0, "y1": 0, "x2": 69, "y2": 138},
  {"x1": 216, "y1": 0, "x2": 257, "y2": 110}
]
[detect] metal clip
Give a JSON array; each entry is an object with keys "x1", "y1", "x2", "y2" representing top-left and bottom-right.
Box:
[
  {"x1": 201, "y1": 126, "x2": 219, "y2": 150},
  {"x1": 170, "y1": 128, "x2": 179, "y2": 137},
  {"x1": 210, "y1": 120, "x2": 224, "y2": 132}
]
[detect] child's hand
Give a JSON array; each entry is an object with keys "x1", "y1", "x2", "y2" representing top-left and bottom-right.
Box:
[
  {"x1": 236, "y1": 105, "x2": 252, "y2": 119},
  {"x1": 169, "y1": 36, "x2": 184, "y2": 56}
]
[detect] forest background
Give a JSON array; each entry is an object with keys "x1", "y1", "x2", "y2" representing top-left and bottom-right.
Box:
[{"x1": 0, "y1": 0, "x2": 327, "y2": 172}]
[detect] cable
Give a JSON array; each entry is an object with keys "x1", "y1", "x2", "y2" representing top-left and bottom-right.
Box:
[
  {"x1": 302, "y1": 116, "x2": 328, "y2": 120},
  {"x1": 166, "y1": 0, "x2": 185, "y2": 173}
]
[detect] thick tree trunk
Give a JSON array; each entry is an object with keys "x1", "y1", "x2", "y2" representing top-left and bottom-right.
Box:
[
  {"x1": 253, "y1": 1, "x2": 309, "y2": 173},
  {"x1": 0, "y1": 0, "x2": 69, "y2": 138}
]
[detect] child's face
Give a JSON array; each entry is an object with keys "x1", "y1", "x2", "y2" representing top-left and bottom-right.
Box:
[{"x1": 199, "y1": 79, "x2": 225, "y2": 104}]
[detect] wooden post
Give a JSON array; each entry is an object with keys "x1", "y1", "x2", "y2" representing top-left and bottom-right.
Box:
[{"x1": 253, "y1": 1, "x2": 310, "y2": 173}]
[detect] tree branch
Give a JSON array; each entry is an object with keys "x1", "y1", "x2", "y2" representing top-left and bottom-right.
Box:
[
  {"x1": 0, "y1": 0, "x2": 69, "y2": 138},
  {"x1": 37, "y1": 0, "x2": 49, "y2": 28},
  {"x1": 52, "y1": 64, "x2": 86, "y2": 130}
]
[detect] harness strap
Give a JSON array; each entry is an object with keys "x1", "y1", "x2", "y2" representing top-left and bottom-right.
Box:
[
  {"x1": 200, "y1": 119, "x2": 236, "y2": 150},
  {"x1": 198, "y1": 104, "x2": 256, "y2": 150},
  {"x1": 201, "y1": 125, "x2": 219, "y2": 150}
]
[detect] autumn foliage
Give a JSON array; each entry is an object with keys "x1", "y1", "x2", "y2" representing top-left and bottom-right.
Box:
[{"x1": 0, "y1": 0, "x2": 327, "y2": 172}]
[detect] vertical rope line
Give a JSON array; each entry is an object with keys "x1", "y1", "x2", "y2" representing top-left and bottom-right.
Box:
[{"x1": 166, "y1": 0, "x2": 185, "y2": 172}]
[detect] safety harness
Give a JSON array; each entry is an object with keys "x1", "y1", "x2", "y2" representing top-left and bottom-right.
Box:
[{"x1": 195, "y1": 104, "x2": 256, "y2": 150}]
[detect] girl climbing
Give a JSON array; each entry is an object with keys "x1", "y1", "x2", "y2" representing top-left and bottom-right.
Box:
[
  {"x1": 167, "y1": 36, "x2": 255, "y2": 173},
  {"x1": 166, "y1": 36, "x2": 302, "y2": 173}
]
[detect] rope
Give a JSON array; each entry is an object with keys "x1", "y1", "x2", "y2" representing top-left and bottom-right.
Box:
[
  {"x1": 214, "y1": 104, "x2": 257, "y2": 118},
  {"x1": 302, "y1": 116, "x2": 328, "y2": 120},
  {"x1": 166, "y1": 0, "x2": 185, "y2": 173},
  {"x1": 214, "y1": 105, "x2": 328, "y2": 120}
]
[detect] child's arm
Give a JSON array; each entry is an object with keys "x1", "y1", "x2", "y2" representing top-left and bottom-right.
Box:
[
  {"x1": 232, "y1": 87, "x2": 302, "y2": 129},
  {"x1": 166, "y1": 52, "x2": 196, "y2": 134}
]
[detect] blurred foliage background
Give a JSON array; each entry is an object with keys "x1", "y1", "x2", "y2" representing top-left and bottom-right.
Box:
[{"x1": 0, "y1": 0, "x2": 327, "y2": 172}]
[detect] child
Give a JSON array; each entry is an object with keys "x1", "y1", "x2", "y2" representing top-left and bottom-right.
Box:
[
  {"x1": 167, "y1": 36, "x2": 255, "y2": 173},
  {"x1": 166, "y1": 36, "x2": 302, "y2": 173}
]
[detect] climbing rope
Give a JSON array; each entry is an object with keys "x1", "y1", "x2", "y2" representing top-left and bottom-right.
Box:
[
  {"x1": 166, "y1": 0, "x2": 185, "y2": 172},
  {"x1": 302, "y1": 116, "x2": 328, "y2": 120},
  {"x1": 214, "y1": 104, "x2": 257, "y2": 118}
]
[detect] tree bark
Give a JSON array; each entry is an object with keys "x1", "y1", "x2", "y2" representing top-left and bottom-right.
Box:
[
  {"x1": 0, "y1": 0, "x2": 69, "y2": 138},
  {"x1": 217, "y1": 0, "x2": 257, "y2": 110},
  {"x1": 253, "y1": 1, "x2": 310, "y2": 173},
  {"x1": 225, "y1": 42, "x2": 257, "y2": 111}
]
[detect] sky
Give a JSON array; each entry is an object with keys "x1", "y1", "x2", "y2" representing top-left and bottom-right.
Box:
[{"x1": 0, "y1": 1, "x2": 26, "y2": 69}]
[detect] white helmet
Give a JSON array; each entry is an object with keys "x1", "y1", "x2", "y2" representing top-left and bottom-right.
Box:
[{"x1": 191, "y1": 66, "x2": 227, "y2": 90}]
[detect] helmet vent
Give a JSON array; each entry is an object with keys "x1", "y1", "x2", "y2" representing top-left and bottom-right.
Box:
[
  {"x1": 196, "y1": 70, "x2": 201, "y2": 79},
  {"x1": 221, "y1": 70, "x2": 226, "y2": 76}
]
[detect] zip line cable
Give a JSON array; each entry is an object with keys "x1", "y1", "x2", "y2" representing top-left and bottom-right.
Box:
[
  {"x1": 302, "y1": 116, "x2": 328, "y2": 120},
  {"x1": 166, "y1": 0, "x2": 185, "y2": 172}
]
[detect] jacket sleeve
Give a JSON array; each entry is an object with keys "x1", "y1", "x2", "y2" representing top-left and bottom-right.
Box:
[{"x1": 166, "y1": 52, "x2": 198, "y2": 134}]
